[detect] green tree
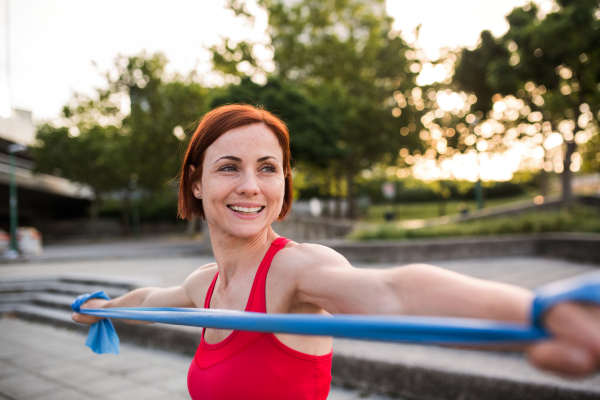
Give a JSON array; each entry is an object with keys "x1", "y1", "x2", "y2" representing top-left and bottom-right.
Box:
[
  {"x1": 213, "y1": 0, "x2": 423, "y2": 218},
  {"x1": 211, "y1": 76, "x2": 344, "y2": 171},
  {"x1": 105, "y1": 52, "x2": 211, "y2": 192},
  {"x1": 109, "y1": 53, "x2": 210, "y2": 233},
  {"x1": 32, "y1": 123, "x2": 128, "y2": 238},
  {"x1": 454, "y1": 1, "x2": 600, "y2": 207},
  {"x1": 34, "y1": 52, "x2": 211, "y2": 236}
]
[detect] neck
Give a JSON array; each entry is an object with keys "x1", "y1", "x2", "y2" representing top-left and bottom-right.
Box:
[{"x1": 207, "y1": 222, "x2": 279, "y2": 287}]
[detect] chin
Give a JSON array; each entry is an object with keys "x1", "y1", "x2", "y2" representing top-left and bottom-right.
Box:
[
  {"x1": 211, "y1": 217, "x2": 273, "y2": 239},
  {"x1": 225, "y1": 224, "x2": 270, "y2": 239}
]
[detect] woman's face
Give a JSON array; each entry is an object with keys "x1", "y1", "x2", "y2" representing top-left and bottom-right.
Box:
[{"x1": 194, "y1": 123, "x2": 286, "y2": 239}]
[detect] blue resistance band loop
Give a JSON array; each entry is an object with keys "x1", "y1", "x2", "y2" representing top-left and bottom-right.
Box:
[
  {"x1": 73, "y1": 272, "x2": 600, "y2": 355},
  {"x1": 71, "y1": 291, "x2": 120, "y2": 354}
]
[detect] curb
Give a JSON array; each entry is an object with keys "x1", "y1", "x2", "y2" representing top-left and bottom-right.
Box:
[
  {"x1": 331, "y1": 354, "x2": 600, "y2": 400},
  {"x1": 323, "y1": 233, "x2": 600, "y2": 264}
]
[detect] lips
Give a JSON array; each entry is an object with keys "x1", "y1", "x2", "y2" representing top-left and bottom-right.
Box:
[{"x1": 227, "y1": 205, "x2": 265, "y2": 215}]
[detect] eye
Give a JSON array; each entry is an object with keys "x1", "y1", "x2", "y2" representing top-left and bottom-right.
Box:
[
  {"x1": 219, "y1": 164, "x2": 238, "y2": 172},
  {"x1": 260, "y1": 164, "x2": 277, "y2": 173}
]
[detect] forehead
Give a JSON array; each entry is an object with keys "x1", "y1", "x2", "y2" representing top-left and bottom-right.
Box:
[{"x1": 205, "y1": 123, "x2": 283, "y2": 160}]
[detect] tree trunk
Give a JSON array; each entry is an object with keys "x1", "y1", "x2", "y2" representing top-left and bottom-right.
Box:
[
  {"x1": 562, "y1": 105, "x2": 581, "y2": 210},
  {"x1": 334, "y1": 171, "x2": 343, "y2": 219},
  {"x1": 562, "y1": 139, "x2": 576, "y2": 209},
  {"x1": 122, "y1": 192, "x2": 132, "y2": 237},
  {"x1": 345, "y1": 168, "x2": 357, "y2": 219},
  {"x1": 539, "y1": 164, "x2": 548, "y2": 197},
  {"x1": 90, "y1": 191, "x2": 100, "y2": 241},
  {"x1": 474, "y1": 179, "x2": 485, "y2": 209},
  {"x1": 333, "y1": 197, "x2": 342, "y2": 219},
  {"x1": 438, "y1": 196, "x2": 446, "y2": 217}
]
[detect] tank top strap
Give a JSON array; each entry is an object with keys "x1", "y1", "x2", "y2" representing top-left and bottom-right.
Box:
[
  {"x1": 202, "y1": 237, "x2": 290, "y2": 312},
  {"x1": 247, "y1": 236, "x2": 290, "y2": 313},
  {"x1": 203, "y1": 269, "x2": 219, "y2": 309}
]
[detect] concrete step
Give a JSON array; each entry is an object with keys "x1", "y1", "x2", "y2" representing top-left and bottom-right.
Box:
[
  {"x1": 15, "y1": 303, "x2": 78, "y2": 325},
  {"x1": 57, "y1": 273, "x2": 154, "y2": 289},
  {"x1": 0, "y1": 280, "x2": 129, "y2": 298},
  {"x1": 0, "y1": 274, "x2": 146, "y2": 292},
  {"x1": 0, "y1": 292, "x2": 81, "y2": 311},
  {"x1": 0, "y1": 292, "x2": 33, "y2": 304},
  {"x1": 11, "y1": 303, "x2": 202, "y2": 355},
  {"x1": 45, "y1": 282, "x2": 129, "y2": 298},
  {"x1": 0, "y1": 280, "x2": 59, "y2": 294},
  {"x1": 332, "y1": 339, "x2": 600, "y2": 400},
  {"x1": 32, "y1": 292, "x2": 76, "y2": 311}
]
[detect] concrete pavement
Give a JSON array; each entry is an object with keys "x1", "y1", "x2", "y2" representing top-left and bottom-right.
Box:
[{"x1": 1, "y1": 251, "x2": 598, "y2": 290}]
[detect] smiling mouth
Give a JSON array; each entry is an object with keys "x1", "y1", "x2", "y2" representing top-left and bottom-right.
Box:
[{"x1": 227, "y1": 205, "x2": 265, "y2": 215}]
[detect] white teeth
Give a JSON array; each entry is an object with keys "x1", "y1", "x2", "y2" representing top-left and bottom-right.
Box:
[{"x1": 229, "y1": 205, "x2": 263, "y2": 214}]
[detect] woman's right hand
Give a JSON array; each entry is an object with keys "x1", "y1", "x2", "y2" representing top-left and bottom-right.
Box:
[{"x1": 71, "y1": 298, "x2": 109, "y2": 325}]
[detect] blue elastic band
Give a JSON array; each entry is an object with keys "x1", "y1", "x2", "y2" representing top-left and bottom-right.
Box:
[
  {"x1": 71, "y1": 291, "x2": 120, "y2": 354},
  {"x1": 73, "y1": 272, "x2": 600, "y2": 355},
  {"x1": 531, "y1": 272, "x2": 600, "y2": 328}
]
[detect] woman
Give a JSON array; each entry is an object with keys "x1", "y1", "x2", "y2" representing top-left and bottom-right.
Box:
[{"x1": 73, "y1": 104, "x2": 600, "y2": 399}]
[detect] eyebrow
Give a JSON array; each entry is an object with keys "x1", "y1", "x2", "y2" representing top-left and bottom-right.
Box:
[
  {"x1": 215, "y1": 156, "x2": 241, "y2": 163},
  {"x1": 214, "y1": 155, "x2": 278, "y2": 163}
]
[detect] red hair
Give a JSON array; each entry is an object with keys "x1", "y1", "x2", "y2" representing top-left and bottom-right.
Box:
[{"x1": 178, "y1": 104, "x2": 293, "y2": 221}]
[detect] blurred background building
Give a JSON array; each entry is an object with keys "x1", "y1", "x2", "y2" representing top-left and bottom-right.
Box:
[{"x1": 0, "y1": 109, "x2": 91, "y2": 238}]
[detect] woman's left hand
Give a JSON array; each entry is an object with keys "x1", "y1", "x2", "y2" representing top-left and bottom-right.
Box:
[{"x1": 527, "y1": 302, "x2": 600, "y2": 376}]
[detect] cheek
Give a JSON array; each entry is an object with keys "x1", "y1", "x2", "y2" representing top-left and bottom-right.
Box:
[
  {"x1": 202, "y1": 177, "x2": 231, "y2": 202},
  {"x1": 263, "y1": 176, "x2": 286, "y2": 204}
]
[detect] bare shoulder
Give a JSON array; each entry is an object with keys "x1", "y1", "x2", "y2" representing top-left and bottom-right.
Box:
[
  {"x1": 274, "y1": 242, "x2": 352, "y2": 273},
  {"x1": 182, "y1": 263, "x2": 218, "y2": 300}
]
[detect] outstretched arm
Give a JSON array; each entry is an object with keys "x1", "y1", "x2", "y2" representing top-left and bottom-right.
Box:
[
  {"x1": 289, "y1": 244, "x2": 600, "y2": 376},
  {"x1": 72, "y1": 263, "x2": 215, "y2": 325},
  {"x1": 292, "y1": 244, "x2": 531, "y2": 320}
]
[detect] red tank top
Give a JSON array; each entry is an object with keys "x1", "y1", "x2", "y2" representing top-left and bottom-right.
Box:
[{"x1": 187, "y1": 237, "x2": 333, "y2": 400}]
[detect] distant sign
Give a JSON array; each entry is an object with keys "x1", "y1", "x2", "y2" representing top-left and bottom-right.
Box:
[{"x1": 381, "y1": 182, "x2": 396, "y2": 200}]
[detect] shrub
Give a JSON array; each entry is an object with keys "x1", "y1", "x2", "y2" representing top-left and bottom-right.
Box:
[{"x1": 349, "y1": 207, "x2": 600, "y2": 241}]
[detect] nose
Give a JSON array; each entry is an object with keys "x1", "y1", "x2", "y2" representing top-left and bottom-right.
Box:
[{"x1": 236, "y1": 170, "x2": 260, "y2": 196}]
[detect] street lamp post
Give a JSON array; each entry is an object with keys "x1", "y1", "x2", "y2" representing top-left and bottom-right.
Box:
[{"x1": 7, "y1": 143, "x2": 26, "y2": 255}]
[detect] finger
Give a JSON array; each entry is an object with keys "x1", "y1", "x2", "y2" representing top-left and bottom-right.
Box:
[
  {"x1": 81, "y1": 298, "x2": 109, "y2": 309},
  {"x1": 71, "y1": 312, "x2": 101, "y2": 325},
  {"x1": 545, "y1": 303, "x2": 600, "y2": 357},
  {"x1": 528, "y1": 340, "x2": 597, "y2": 377}
]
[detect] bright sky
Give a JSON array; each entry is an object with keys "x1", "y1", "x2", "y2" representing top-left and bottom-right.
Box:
[
  {"x1": 0, "y1": 0, "x2": 557, "y2": 122},
  {"x1": 0, "y1": 0, "x2": 267, "y2": 121},
  {"x1": 386, "y1": 0, "x2": 556, "y2": 60}
]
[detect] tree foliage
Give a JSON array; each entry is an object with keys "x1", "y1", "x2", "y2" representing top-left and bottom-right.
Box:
[
  {"x1": 213, "y1": 0, "x2": 424, "y2": 217},
  {"x1": 453, "y1": 0, "x2": 600, "y2": 206},
  {"x1": 33, "y1": 52, "x2": 211, "y2": 235},
  {"x1": 105, "y1": 52, "x2": 210, "y2": 190},
  {"x1": 210, "y1": 77, "x2": 343, "y2": 168}
]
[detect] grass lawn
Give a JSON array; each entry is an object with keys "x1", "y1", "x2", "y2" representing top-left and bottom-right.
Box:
[{"x1": 363, "y1": 193, "x2": 536, "y2": 222}]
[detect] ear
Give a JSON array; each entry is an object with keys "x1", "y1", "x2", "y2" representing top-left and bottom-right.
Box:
[{"x1": 189, "y1": 165, "x2": 202, "y2": 200}]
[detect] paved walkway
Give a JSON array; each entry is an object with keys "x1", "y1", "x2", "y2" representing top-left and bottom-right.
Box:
[
  {"x1": 1, "y1": 251, "x2": 598, "y2": 290},
  {"x1": 0, "y1": 318, "x2": 393, "y2": 400}
]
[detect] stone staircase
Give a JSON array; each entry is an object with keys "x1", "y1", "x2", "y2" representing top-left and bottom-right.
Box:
[
  {"x1": 0, "y1": 275, "x2": 136, "y2": 328},
  {"x1": 0, "y1": 275, "x2": 204, "y2": 354}
]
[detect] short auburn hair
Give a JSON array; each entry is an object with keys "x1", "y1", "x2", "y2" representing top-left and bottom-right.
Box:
[{"x1": 177, "y1": 104, "x2": 293, "y2": 221}]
